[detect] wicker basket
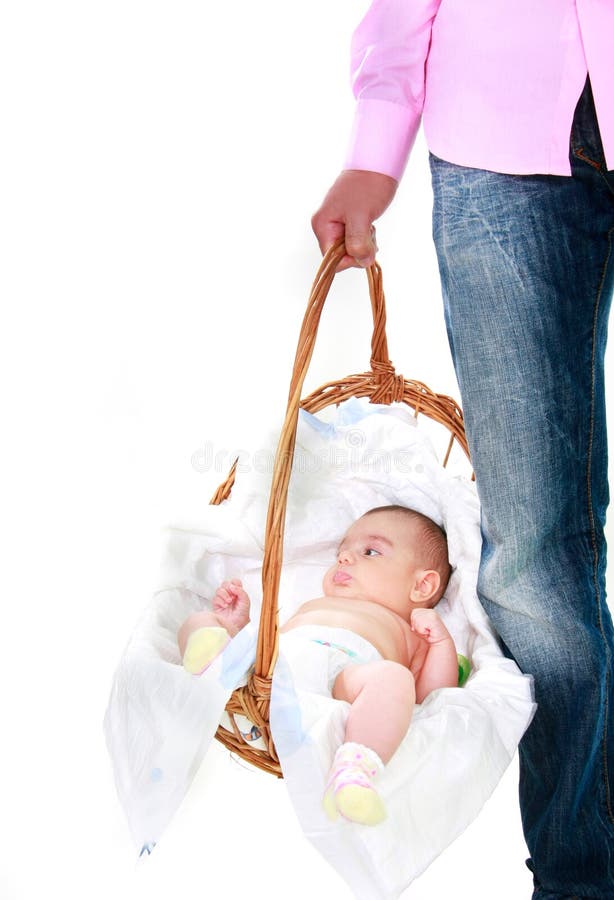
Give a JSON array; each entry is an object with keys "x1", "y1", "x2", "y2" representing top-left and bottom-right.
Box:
[{"x1": 210, "y1": 240, "x2": 470, "y2": 777}]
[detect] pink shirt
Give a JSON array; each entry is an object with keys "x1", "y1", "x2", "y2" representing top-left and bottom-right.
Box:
[{"x1": 344, "y1": 0, "x2": 614, "y2": 180}]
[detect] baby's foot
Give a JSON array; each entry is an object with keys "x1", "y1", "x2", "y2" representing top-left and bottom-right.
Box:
[
  {"x1": 322, "y1": 742, "x2": 386, "y2": 826},
  {"x1": 324, "y1": 776, "x2": 386, "y2": 826},
  {"x1": 182, "y1": 626, "x2": 230, "y2": 675}
]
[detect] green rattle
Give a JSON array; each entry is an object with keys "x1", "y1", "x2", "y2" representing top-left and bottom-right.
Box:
[{"x1": 457, "y1": 654, "x2": 471, "y2": 687}]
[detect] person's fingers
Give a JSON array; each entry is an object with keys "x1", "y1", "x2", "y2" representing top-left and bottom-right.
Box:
[
  {"x1": 312, "y1": 169, "x2": 395, "y2": 270},
  {"x1": 345, "y1": 222, "x2": 375, "y2": 266},
  {"x1": 310, "y1": 213, "x2": 345, "y2": 257},
  {"x1": 344, "y1": 223, "x2": 377, "y2": 268},
  {"x1": 334, "y1": 255, "x2": 359, "y2": 272},
  {"x1": 335, "y1": 228, "x2": 377, "y2": 271},
  {"x1": 311, "y1": 217, "x2": 377, "y2": 271}
]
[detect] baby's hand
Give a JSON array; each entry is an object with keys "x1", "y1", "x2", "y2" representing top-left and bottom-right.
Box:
[
  {"x1": 410, "y1": 608, "x2": 451, "y2": 644},
  {"x1": 213, "y1": 578, "x2": 251, "y2": 636}
]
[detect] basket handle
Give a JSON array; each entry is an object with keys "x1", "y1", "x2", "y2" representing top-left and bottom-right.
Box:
[{"x1": 255, "y1": 239, "x2": 397, "y2": 679}]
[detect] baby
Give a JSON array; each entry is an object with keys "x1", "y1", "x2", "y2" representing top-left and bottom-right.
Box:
[{"x1": 177, "y1": 505, "x2": 458, "y2": 826}]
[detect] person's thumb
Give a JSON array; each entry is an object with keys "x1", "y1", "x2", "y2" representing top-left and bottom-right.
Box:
[{"x1": 344, "y1": 222, "x2": 376, "y2": 267}]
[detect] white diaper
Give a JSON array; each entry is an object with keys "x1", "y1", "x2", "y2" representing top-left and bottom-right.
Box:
[{"x1": 279, "y1": 625, "x2": 383, "y2": 694}]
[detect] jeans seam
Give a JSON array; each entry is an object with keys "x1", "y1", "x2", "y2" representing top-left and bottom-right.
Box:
[{"x1": 587, "y1": 224, "x2": 614, "y2": 826}]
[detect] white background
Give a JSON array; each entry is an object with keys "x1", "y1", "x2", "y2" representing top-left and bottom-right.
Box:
[{"x1": 1, "y1": 2, "x2": 612, "y2": 898}]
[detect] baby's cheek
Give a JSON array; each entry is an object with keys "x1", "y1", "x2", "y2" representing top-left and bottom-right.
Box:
[{"x1": 322, "y1": 568, "x2": 335, "y2": 593}]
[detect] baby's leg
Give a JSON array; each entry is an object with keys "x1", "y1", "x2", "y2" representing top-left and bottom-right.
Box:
[
  {"x1": 323, "y1": 661, "x2": 415, "y2": 825},
  {"x1": 334, "y1": 660, "x2": 416, "y2": 763}
]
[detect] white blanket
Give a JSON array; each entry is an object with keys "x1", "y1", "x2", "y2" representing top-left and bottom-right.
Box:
[{"x1": 104, "y1": 399, "x2": 535, "y2": 896}]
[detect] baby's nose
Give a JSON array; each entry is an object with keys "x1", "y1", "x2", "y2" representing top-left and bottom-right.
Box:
[{"x1": 338, "y1": 548, "x2": 354, "y2": 565}]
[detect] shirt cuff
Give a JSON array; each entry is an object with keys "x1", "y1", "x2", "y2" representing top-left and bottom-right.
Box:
[{"x1": 343, "y1": 98, "x2": 421, "y2": 182}]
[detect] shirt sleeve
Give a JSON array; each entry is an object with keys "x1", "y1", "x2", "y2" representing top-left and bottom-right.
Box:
[{"x1": 344, "y1": 0, "x2": 443, "y2": 181}]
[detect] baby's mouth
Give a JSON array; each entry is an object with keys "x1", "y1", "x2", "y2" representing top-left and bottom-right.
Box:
[{"x1": 333, "y1": 570, "x2": 352, "y2": 585}]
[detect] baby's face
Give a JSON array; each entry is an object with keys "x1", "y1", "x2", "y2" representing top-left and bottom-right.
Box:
[{"x1": 322, "y1": 510, "x2": 432, "y2": 617}]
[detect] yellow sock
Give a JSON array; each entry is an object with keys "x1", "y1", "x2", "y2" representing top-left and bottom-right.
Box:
[
  {"x1": 182, "y1": 626, "x2": 229, "y2": 675},
  {"x1": 322, "y1": 742, "x2": 387, "y2": 826},
  {"x1": 333, "y1": 782, "x2": 386, "y2": 825}
]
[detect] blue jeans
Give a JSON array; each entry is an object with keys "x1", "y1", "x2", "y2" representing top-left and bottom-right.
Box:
[{"x1": 429, "y1": 77, "x2": 614, "y2": 899}]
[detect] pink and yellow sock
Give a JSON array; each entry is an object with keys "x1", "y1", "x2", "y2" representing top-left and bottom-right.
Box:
[
  {"x1": 322, "y1": 741, "x2": 386, "y2": 826},
  {"x1": 182, "y1": 626, "x2": 230, "y2": 675}
]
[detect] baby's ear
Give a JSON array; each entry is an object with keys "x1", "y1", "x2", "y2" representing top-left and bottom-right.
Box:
[{"x1": 411, "y1": 570, "x2": 441, "y2": 606}]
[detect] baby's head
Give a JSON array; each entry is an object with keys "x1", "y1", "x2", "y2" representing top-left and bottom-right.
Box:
[{"x1": 323, "y1": 505, "x2": 452, "y2": 618}]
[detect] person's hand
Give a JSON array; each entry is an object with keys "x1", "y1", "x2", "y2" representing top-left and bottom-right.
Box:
[
  {"x1": 213, "y1": 578, "x2": 251, "y2": 636},
  {"x1": 410, "y1": 608, "x2": 451, "y2": 644},
  {"x1": 311, "y1": 169, "x2": 398, "y2": 271}
]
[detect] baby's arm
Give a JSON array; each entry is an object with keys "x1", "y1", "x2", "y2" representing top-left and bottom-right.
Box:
[
  {"x1": 177, "y1": 579, "x2": 250, "y2": 662},
  {"x1": 409, "y1": 608, "x2": 458, "y2": 703}
]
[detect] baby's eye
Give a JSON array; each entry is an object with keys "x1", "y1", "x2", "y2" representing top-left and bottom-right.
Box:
[{"x1": 364, "y1": 548, "x2": 380, "y2": 557}]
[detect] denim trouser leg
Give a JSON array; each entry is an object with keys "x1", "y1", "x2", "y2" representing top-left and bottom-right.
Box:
[{"x1": 429, "y1": 78, "x2": 614, "y2": 898}]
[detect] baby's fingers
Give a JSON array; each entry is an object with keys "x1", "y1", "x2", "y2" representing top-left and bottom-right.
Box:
[
  {"x1": 213, "y1": 587, "x2": 233, "y2": 607},
  {"x1": 220, "y1": 579, "x2": 242, "y2": 598},
  {"x1": 410, "y1": 610, "x2": 431, "y2": 633}
]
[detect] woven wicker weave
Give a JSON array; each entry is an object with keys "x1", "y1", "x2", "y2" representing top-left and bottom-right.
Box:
[{"x1": 211, "y1": 240, "x2": 470, "y2": 776}]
